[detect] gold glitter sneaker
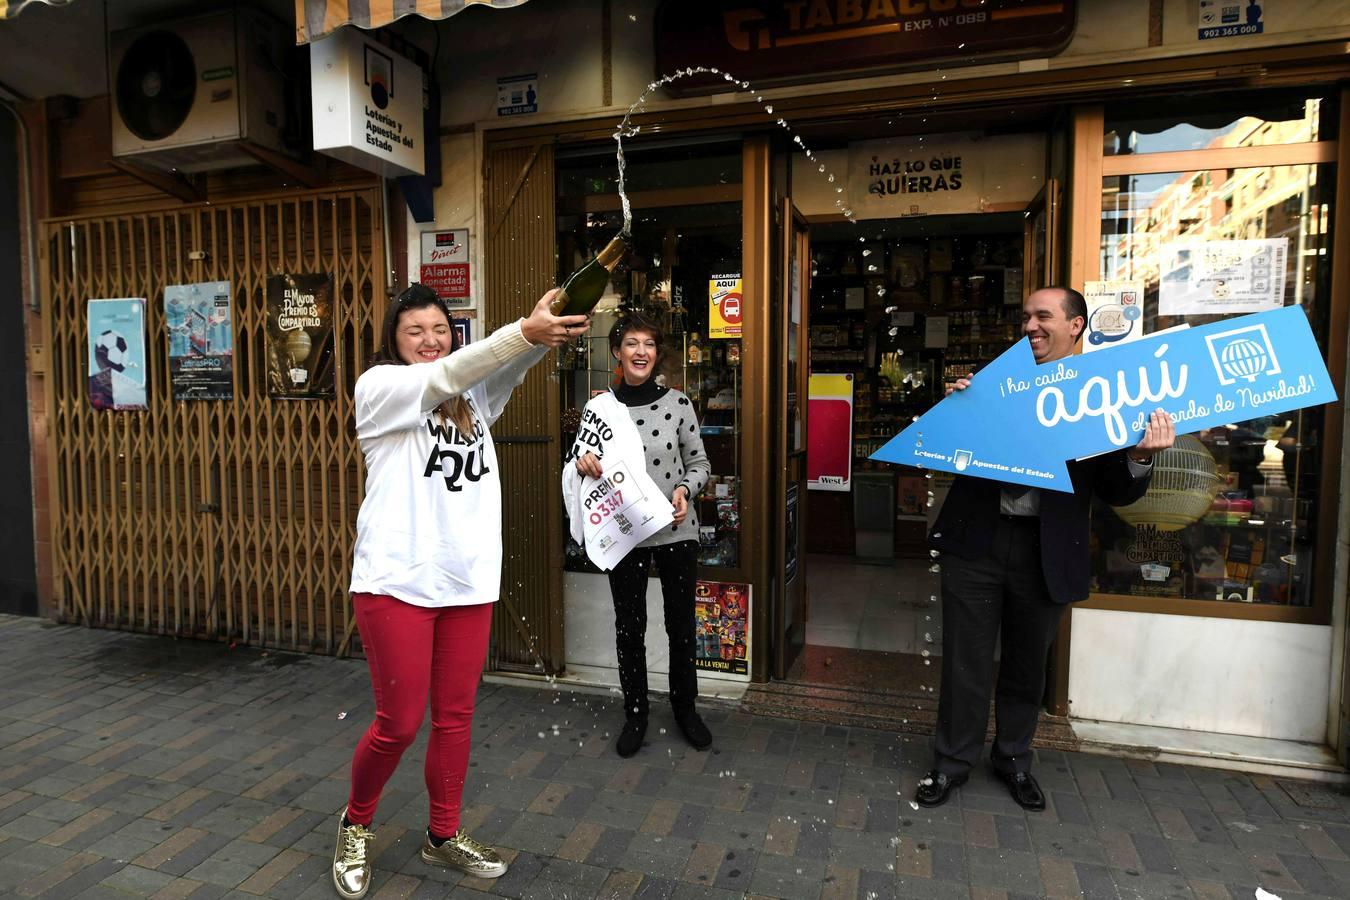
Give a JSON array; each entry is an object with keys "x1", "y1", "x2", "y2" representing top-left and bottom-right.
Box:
[
  {"x1": 332, "y1": 809, "x2": 376, "y2": 899},
  {"x1": 419, "y1": 829, "x2": 509, "y2": 878}
]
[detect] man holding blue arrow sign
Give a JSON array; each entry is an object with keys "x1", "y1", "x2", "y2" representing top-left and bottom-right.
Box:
[
  {"x1": 875, "y1": 287, "x2": 1336, "y2": 811},
  {"x1": 881, "y1": 286, "x2": 1176, "y2": 811}
]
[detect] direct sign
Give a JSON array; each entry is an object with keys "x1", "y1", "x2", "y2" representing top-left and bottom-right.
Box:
[
  {"x1": 420, "y1": 230, "x2": 470, "y2": 304},
  {"x1": 871, "y1": 305, "x2": 1337, "y2": 492}
]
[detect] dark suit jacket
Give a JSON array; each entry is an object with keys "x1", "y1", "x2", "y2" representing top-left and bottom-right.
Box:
[{"x1": 929, "y1": 451, "x2": 1152, "y2": 604}]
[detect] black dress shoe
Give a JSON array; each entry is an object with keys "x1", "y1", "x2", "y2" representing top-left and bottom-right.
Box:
[
  {"x1": 914, "y1": 770, "x2": 967, "y2": 808},
  {"x1": 995, "y1": 769, "x2": 1046, "y2": 811},
  {"x1": 673, "y1": 708, "x2": 712, "y2": 750},
  {"x1": 616, "y1": 718, "x2": 647, "y2": 758}
]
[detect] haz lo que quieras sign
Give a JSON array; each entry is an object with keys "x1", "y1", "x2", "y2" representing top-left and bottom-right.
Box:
[
  {"x1": 871, "y1": 306, "x2": 1336, "y2": 491},
  {"x1": 848, "y1": 133, "x2": 1044, "y2": 218}
]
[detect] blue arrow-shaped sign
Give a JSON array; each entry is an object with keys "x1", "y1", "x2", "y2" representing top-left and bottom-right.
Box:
[{"x1": 870, "y1": 305, "x2": 1338, "y2": 492}]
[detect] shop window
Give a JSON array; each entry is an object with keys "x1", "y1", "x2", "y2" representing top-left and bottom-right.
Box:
[
  {"x1": 555, "y1": 145, "x2": 745, "y2": 575},
  {"x1": 1103, "y1": 90, "x2": 1331, "y2": 156},
  {"x1": 1091, "y1": 162, "x2": 1335, "y2": 607},
  {"x1": 806, "y1": 215, "x2": 1027, "y2": 558}
]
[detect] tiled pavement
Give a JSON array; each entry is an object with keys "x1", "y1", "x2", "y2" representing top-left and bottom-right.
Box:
[{"x1": 2, "y1": 616, "x2": 1350, "y2": 899}]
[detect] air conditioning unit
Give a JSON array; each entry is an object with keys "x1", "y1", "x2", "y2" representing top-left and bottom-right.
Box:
[{"x1": 109, "y1": 9, "x2": 291, "y2": 173}]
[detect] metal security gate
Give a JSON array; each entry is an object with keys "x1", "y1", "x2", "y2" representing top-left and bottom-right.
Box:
[{"x1": 40, "y1": 187, "x2": 386, "y2": 654}]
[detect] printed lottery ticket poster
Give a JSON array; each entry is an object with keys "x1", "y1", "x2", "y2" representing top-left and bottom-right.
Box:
[
  {"x1": 265, "y1": 273, "x2": 336, "y2": 398},
  {"x1": 1083, "y1": 280, "x2": 1146, "y2": 353},
  {"x1": 579, "y1": 459, "x2": 673, "y2": 570},
  {"x1": 88, "y1": 298, "x2": 148, "y2": 411},
  {"x1": 165, "y1": 281, "x2": 233, "y2": 399},
  {"x1": 694, "y1": 581, "x2": 751, "y2": 677},
  {"x1": 1159, "y1": 238, "x2": 1287, "y2": 315}
]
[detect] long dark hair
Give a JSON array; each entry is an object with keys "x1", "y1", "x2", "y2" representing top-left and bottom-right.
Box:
[{"x1": 373, "y1": 283, "x2": 473, "y2": 434}]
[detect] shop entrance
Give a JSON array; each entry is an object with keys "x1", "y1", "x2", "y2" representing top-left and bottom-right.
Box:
[
  {"x1": 761, "y1": 121, "x2": 1063, "y2": 726},
  {"x1": 802, "y1": 212, "x2": 1033, "y2": 682}
]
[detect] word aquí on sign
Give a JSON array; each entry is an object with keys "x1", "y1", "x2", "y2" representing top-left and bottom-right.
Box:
[{"x1": 1032, "y1": 342, "x2": 1187, "y2": 446}]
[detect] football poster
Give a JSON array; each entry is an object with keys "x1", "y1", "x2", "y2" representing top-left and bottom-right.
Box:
[
  {"x1": 87, "y1": 298, "x2": 148, "y2": 411},
  {"x1": 694, "y1": 580, "x2": 751, "y2": 677},
  {"x1": 165, "y1": 281, "x2": 233, "y2": 400},
  {"x1": 265, "y1": 273, "x2": 336, "y2": 399}
]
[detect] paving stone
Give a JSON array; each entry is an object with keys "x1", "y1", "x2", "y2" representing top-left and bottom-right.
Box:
[
  {"x1": 746, "y1": 851, "x2": 825, "y2": 900},
  {"x1": 7, "y1": 617, "x2": 1350, "y2": 900},
  {"x1": 98, "y1": 863, "x2": 180, "y2": 895}
]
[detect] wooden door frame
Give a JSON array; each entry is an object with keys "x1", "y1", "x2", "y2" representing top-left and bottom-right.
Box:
[
  {"x1": 772, "y1": 197, "x2": 811, "y2": 679},
  {"x1": 744, "y1": 136, "x2": 774, "y2": 683}
]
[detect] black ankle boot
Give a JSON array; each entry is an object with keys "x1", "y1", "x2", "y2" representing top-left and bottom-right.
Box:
[
  {"x1": 616, "y1": 718, "x2": 647, "y2": 757},
  {"x1": 673, "y1": 708, "x2": 712, "y2": 750}
]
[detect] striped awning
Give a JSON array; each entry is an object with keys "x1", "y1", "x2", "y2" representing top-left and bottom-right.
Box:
[
  {"x1": 296, "y1": 0, "x2": 529, "y2": 44},
  {"x1": 0, "y1": 0, "x2": 73, "y2": 19}
]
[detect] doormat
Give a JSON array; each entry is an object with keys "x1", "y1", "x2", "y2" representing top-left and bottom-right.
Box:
[
  {"x1": 740, "y1": 644, "x2": 1080, "y2": 752},
  {"x1": 1277, "y1": 780, "x2": 1344, "y2": 809}
]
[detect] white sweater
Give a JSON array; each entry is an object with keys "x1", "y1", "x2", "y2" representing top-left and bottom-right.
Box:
[{"x1": 349, "y1": 321, "x2": 547, "y2": 607}]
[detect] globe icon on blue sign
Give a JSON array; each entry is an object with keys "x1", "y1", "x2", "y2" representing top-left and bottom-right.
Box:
[{"x1": 1219, "y1": 337, "x2": 1269, "y2": 382}]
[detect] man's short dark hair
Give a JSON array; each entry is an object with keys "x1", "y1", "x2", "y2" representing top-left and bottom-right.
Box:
[{"x1": 1046, "y1": 286, "x2": 1087, "y2": 324}]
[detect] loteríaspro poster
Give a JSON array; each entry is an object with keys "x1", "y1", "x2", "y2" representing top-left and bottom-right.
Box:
[{"x1": 165, "y1": 281, "x2": 233, "y2": 400}]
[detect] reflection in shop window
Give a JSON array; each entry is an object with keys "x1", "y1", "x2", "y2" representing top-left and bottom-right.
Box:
[
  {"x1": 1090, "y1": 161, "x2": 1335, "y2": 607},
  {"x1": 1103, "y1": 91, "x2": 1329, "y2": 155}
]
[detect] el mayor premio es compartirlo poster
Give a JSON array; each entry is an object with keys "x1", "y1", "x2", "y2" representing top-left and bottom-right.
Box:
[
  {"x1": 165, "y1": 281, "x2": 233, "y2": 400},
  {"x1": 266, "y1": 273, "x2": 336, "y2": 399}
]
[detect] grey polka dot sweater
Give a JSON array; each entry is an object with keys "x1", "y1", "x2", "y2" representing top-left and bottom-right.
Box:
[{"x1": 611, "y1": 383, "x2": 711, "y2": 548}]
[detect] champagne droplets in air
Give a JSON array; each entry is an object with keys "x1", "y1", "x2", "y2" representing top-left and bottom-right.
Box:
[{"x1": 615, "y1": 69, "x2": 856, "y2": 236}]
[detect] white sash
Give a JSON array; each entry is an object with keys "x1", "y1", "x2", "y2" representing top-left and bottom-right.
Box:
[{"x1": 561, "y1": 392, "x2": 674, "y2": 570}]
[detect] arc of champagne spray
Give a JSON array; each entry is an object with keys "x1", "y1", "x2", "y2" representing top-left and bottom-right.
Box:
[{"x1": 612, "y1": 68, "x2": 858, "y2": 238}]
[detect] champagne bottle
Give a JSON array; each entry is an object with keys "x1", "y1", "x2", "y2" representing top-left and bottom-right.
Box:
[{"x1": 550, "y1": 236, "x2": 626, "y2": 316}]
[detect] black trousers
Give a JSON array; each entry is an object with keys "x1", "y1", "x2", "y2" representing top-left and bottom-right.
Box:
[
  {"x1": 607, "y1": 540, "x2": 700, "y2": 721},
  {"x1": 934, "y1": 515, "x2": 1066, "y2": 777}
]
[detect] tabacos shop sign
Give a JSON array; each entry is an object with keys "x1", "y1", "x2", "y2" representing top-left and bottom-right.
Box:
[
  {"x1": 310, "y1": 28, "x2": 425, "y2": 177},
  {"x1": 654, "y1": 0, "x2": 1077, "y2": 91}
]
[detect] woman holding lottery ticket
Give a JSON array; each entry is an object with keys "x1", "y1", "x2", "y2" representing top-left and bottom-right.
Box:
[{"x1": 569, "y1": 311, "x2": 712, "y2": 758}]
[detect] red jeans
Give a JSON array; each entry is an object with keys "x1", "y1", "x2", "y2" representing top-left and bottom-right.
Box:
[{"x1": 346, "y1": 593, "x2": 493, "y2": 835}]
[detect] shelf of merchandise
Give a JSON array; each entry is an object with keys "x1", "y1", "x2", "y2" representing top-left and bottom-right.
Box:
[{"x1": 682, "y1": 333, "x2": 742, "y2": 570}]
